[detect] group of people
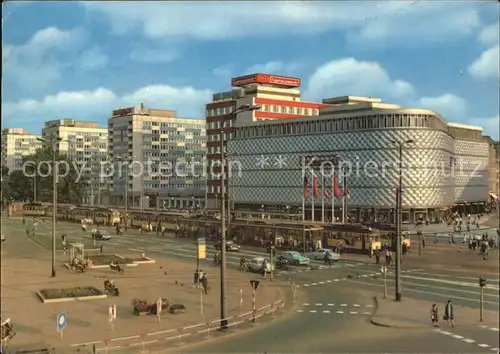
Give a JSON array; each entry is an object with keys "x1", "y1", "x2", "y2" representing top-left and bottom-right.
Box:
[
  {"x1": 431, "y1": 300, "x2": 455, "y2": 328},
  {"x1": 193, "y1": 270, "x2": 210, "y2": 294}
]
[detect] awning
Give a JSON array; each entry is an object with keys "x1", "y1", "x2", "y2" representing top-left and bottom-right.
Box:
[{"x1": 489, "y1": 193, "x2": 499, "y2": 200}]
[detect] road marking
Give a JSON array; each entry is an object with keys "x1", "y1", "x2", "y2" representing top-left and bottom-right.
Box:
[
  {"x1": 340, "y1": 304, "x2": 347, "y2": 307},
  {"x1": 311, "y1": 283, "x2": 318, "y2": 286},
  {"x1": 478, "y1": 344, "x2": 490, "y2": 348},
  {"x1": 297, "y1": 310, "x2": 303, "y2": 313},
  {"x1": 315, "y1": 303, "x2": 323, "y2": 306},
  {"x1": 334, "y1": 279, "x2": 340, "y2": 282},
  {"x1": 490, "y1": 328, "x2": 499, "y2": 332},
  {"x1": 452, "y1": 335, "x2": 464, "y2": 339},
  {"x1": 490, "y1": 348, "x2": 498, "y2": 351},
  {"x1": 353, "y1": 304, "x2": 360, "y2": 307},
  {"x1": 363, "y1": 312, "x2": 371, "y2": 315},
  {"x1": 366, "y1": 304, "x2": 374, "y2": 308},
  {"x1": 319, "y1": 281, "x2": 325, "y2": 284},
  {"x1": 462, "y1": 339, "x2": 475, "y2": 343},
  {"x1": 309, "y1": 310, "x2": 317, "y2": 313},
  {"x1": 326, "y1": 280, "x2": 332, "y2": 283},
  {"x1": 327, "y1": 303, "x2": 334, "y2": 306},
  {"x1": 360, "y1": 274, "x2": 368, "y2": 277},
  {"x1": 350, "y1": 311, "x2": 358, "y2": 314},
  {"x1": 322, "y1": 310, "x2": 330, "y2": 313},
  {"x1": 403, "y1": 275, "x2": 500, "y2": 291},
  {"x1": 303, "y1": 303, "x2": 310, "y2": 306},
  {"x1": 303, "y1": 284, "x2": 310, "y2": 287},
  {"x1": 439, "y1": 331, "x2": 452, "y2": 335},
  {"x1": 336, "y1": 311, "x2": 344, "y2": 314}
]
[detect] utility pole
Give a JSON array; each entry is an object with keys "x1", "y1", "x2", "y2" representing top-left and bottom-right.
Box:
[
  {"x1": 219, "y1": 119, "x2": 228, "y2": 329},
  {"x1": 391, "y1": 139, "x2": 414, "y2": 302}
]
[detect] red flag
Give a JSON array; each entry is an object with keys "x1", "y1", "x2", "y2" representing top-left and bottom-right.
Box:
[
  {"x1": 303, "y1": 176, "x2": 309, "y2": 200},
  {"x1": 323, "y1": 176, "x2": 331, "y2": 200},
  {"x1": 313, "y1": 175, "x2": 319, "y2": 199},
  {"x1": 333, "y1": 175, "x2": 341, "y2": 199}
]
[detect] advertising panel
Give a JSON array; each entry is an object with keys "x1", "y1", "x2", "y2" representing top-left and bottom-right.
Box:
[{"x1": 231, "y1": 74, "x2": 301, "y2": 88}]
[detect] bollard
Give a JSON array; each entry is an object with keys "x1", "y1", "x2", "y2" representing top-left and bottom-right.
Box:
[
  {"x1": 177, "y1": 328, "x2": 184, "y2": 344},
  {"x1": 292, "y1": 282, "x2": 297, "y2": 303},
  {"x1": 206, "y1": 321, "x2": 212, "y2": 338}
]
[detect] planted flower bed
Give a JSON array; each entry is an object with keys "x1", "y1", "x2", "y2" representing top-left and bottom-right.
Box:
[
  {"x1": 37, "y1": 286, "x2": 107, "y2": 303},
  {"x1": 86, "y1": 254, "x2": 128, "y2": 265}
]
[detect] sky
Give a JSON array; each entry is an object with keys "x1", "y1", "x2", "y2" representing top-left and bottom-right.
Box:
[{"x1": 2, "y1": 1, "x2": 499, "y2": 139}]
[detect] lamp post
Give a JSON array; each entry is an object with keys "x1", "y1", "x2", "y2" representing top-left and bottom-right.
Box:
[
  {"x1": 390, "y1": 138, "x2": 414, "y2": 301},
  {"x1": 219, "y1": 104, "x2": 261, "y2": 329},
  {"x1": 37, "y1": 136, "x2": 63, "y2": 277},
  {"x1": 115, "y1": 156, "x2": 129, "y2": 230}
]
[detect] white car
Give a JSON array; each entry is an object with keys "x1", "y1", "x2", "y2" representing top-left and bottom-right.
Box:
[
  {"x1": 246, "y1": 257, "x2": 275, "y2": 273},
  {"x1": 312, "y1": 248, "x2": 340, "y2": 261}
]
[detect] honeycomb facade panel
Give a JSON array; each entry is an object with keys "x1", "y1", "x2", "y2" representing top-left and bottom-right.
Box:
[{"x1": 229, "y1": 128, "x2": 489, "y2": 209}]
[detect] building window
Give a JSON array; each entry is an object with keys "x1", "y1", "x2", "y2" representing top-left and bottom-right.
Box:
[
  {"x1": 288, "y1": 106, "x2": 294, "y2": 114},
  {"x1": 272, "y1": 105, "x2": 278, "y2": 113},
  {"x1": 297, "y1": 108, "x2": 303, "y2": 115},
  {"x1": 304, "y1": 108, "x2": 310, "y2": 116}
]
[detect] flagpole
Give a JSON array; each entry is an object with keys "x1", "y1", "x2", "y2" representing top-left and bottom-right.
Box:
[
  {"x1": 344, "y1": 172, "x2": 348, "y2": 223},
  {"x1": 302, "y1": 170, "x2": 305, "y2": 223},
  {"x1": 332, "y1": 166, "x2": 335, "y2": 224},
  {"x1": 341, "y1": 167, "x2": 346, "y2": 224},
  {"x1": 321, "y1": 171, "x2": 325, "y2": 223},
  {"x1": 312, "y1": 171, "x2": 315, "y2": 222}
]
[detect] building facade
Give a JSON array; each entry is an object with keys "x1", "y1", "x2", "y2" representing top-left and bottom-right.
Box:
[
  {"x1": 108, "y1": 104, "x2": 206, "y2": 209},
  {"x1": 41, "y1": 119, "x2": 108, "y2": 205},
  {"x1": 228, "y1": 96, "x2": 490, "y2": 222},
  {"x1": 206, "y1": 73, "x2": 328, "y2": 208},
  {"x1": 1, "y1": 128, "x2": 42, "y2": 173},
  {"x1": 483, "y1": 136, "x2": 500, "y2": 201}
]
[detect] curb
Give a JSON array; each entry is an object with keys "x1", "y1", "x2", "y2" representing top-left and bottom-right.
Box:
[{"x1": 369, "y1": 296, "x2": 433, "y2": 330}]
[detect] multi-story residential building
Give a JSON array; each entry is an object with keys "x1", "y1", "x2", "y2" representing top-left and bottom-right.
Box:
[
  {"x1": 205, "y1": 73, "x2": 328, "y2": 208},
  {"x1": 228, "y1": 96, "x2": 490, "y2": 223},
  {"x1": 41, "y1": 119, "x2": 108, "y2": 205},
  {"x1": 108, "y1": 104, "x2": 206, "y2": 209},
  {"x1": 1, "y1": 128, "x2": 42, "y2": 172},
  {"x1": 483, "y1": 136, "x2": 500, "y2": 201}
]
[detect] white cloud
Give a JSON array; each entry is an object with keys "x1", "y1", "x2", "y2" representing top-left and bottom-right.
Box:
[
  {"x1": 211, "y1": 64, "x2": 235, "y2": 78},
  {"x1": 419, "y1": 93, "x2": 467, "y2": 119},
  {"x1": 2, "y1": 85, "x2": 213, "y2": 129},
  {"x1": 2, "y1": 27, "x2": 86, "y2": 91},
  {"x1": 129, "y1": 48, "x2": 179, "y2": 63},
  {"x1": 478, "y1": 22, "x2": 499, "y2": 45},
  {"x1": 81, "y1": 2, "x2": 480, "y2": 44},
  {"x1": 243, "y1": 61, "x2": 301, "y2": 76},
  {"x1": 2, "y1": 27, "x2": 109, "y2": 91},
  {"x1": 469, "y1": 115, "x2": 500, "y2": 140},
  {"x1": 305, "y1": 58, "x2": 414, "y2": 101},
  {"x1": 76, "y1": 46, "x2": 109, "y2": 70},
  {"x1": 468, "y1": 45, "x2": 500, "y2": 80}
]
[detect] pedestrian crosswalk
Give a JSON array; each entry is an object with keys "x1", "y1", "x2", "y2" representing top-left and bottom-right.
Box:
[{"x1": 297, "y1": 302, "x2": 374, "y2": 315}]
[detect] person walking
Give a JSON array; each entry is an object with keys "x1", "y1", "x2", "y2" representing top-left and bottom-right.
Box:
[
  {"x1": 201, "y1": 272, "x2": 209, "y2": 295},
  {"x1": 431, "y1": 304, "x2": 439, "y2": 327},
  {"x1": 444, "y1": 300, "x2": 454, "y2": 327}
]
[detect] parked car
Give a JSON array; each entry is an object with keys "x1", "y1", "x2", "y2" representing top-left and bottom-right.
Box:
[
  {"x1": 280, "y1": 251, "x2": 310, "y2": 266},
  {"x1": 246, "y1": 257, "x2": 275, "y2": 273},
  {"x1": 311, "y1": 248, "x2": 340, "y2": 261},
  {"x1": 95, "y1": 232, "x2": 111, "y2": 240},
  {"x1": 214, "y1": 240, "x2": 240, "y2": 252}
]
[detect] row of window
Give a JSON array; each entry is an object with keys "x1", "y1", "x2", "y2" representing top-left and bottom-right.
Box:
[
  {"x1": 141, "y1": 122, "x2": 205, "y2": 129},
  {"x1": 235, "y1": 114, "x2": 480, "y2": 140},
  {"x1": 206, "y1": 105, "x2": 319, "y2": 118}
]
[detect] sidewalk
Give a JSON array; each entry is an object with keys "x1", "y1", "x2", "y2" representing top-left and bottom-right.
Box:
[
  {"x1": 371, "y1": 297, "x2": 499, "y2": 329},
  {"x1": 2, "y1": 251, "x2": 284, "y2": 351}
]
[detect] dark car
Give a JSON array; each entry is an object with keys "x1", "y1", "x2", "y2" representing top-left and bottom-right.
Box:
[{"x1": 214, "y1": 240, "x2": 240, "y2": 252}]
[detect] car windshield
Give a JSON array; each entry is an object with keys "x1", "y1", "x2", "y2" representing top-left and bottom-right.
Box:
[{"x1": 288, "y1": 252, "x2": 300, "y2": 257}]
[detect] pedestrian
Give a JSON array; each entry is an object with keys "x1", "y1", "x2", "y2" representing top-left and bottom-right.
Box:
[
  {"x1": 431, "y1": 304, "x2": 439, "y2": 327},
  {"x1": 375, "y1": 249, "x2": 380, "y2": 265},
  {"x1": 201, "y1": 272, "x2": 209, "y2": 295},
  {"x1": 193, "y1": 270, "x2": 199, "y2": 288},
  {"x1": 444, "y1": 300, "x2": 454, "y2": 327}
]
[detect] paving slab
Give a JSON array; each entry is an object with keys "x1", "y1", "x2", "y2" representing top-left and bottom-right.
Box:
[{"x1": 371, "y1": 296, "x2": 500, "y2": 329}]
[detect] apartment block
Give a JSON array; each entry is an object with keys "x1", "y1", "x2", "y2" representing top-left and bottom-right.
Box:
[{"x1": 1, "y1": 128, "x2": 42, "y2": 172}]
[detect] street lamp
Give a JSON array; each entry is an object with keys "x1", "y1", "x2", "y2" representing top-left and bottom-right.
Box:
[
  {"x1": 115, "y1": 156, "x2": 129, "y2": 230},
  {"x1": 37, "y1": 136, "x2": 63, "y2": 278},
  {"x1": 220, "y1": 104, "x2": 261, "y2": 329},
  {"x1": 390, "y1": 138, "x2": 414, "y2": 301}
]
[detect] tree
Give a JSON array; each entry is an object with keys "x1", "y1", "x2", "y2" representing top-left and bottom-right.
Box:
[{"x1": 6, "y1": 146, "x2": 89, "y2": 204}]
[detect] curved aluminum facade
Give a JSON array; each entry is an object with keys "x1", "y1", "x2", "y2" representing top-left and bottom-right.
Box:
[{"x1": 228, "y1": 128, "x2": 489, "y2": 209}]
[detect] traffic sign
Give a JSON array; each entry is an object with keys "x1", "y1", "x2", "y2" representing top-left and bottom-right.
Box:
[
  {"x1": 57, "y1": 312, "x2": 67, "y2": 331},
  {"x1": 197, "y1": 238, "x2": 206, "y2": 259},
  {"x1": 250, "y1": 280, "x2": 260, "y2": 290}
]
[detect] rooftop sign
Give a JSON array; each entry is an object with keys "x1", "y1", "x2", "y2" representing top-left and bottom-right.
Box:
[{"x1": 231, "y1": 73, "x2": 301, "y2": 88}]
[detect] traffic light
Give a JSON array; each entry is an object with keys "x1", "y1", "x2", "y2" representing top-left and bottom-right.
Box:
[{"x1": 479, "y1": 277, "x2": 487, "y2": 287}]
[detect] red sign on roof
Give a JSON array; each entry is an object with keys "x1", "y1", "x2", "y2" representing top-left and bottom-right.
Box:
[{"x1": 231, "y1": 73, "x2": 301, "y2": 88}]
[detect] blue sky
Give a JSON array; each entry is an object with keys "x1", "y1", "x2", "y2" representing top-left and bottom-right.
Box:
[{"x1": 2, "y1": 1, "x2": 499, "y2": 139}]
